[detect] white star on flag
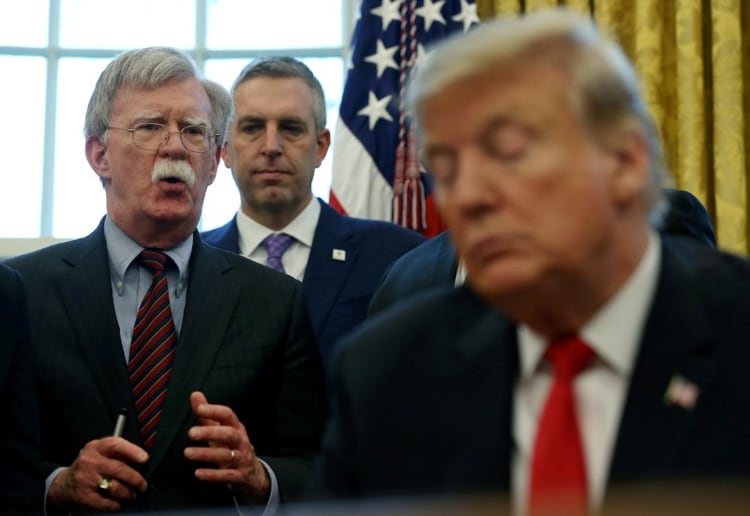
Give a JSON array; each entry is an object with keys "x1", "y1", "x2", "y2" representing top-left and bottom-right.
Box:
[
  {"x1": 453, "y1": 0, "x2": 479, "y2": 32},
  {"x1": 357, "y1": 91, "x2": 394, "y2": 130},
  {"x1": 370, "y1": 0, "x2": 402, "y2": 30},
  {"x1": 416, "y1": 0, "x2": 447, "y2": 31},
  {"x1": 364, "y1": 39, "x2": 400, "y2": 78}
]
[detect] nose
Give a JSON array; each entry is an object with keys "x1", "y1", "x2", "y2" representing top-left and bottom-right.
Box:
[
  {"x1": 260, "y1": 126, "x2": 282, "y2": 158},
  {"x1": 451, "y1": 146, "x2": 503, "y2": 213},
  {"x1": 159, "y1": 126, "x2": 188, "y2": 158}
]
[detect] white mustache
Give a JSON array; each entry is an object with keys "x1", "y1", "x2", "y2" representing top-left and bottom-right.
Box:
[{"x1": 151, "y1": 160, "x2": 196, "y2": 188}]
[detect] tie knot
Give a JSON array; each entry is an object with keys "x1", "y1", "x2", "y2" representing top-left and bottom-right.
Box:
[
  {"x1": 262, "y1": 233, "x2": 295, "y2": 260},
  {"x1": 544, "y1": 335, "x2": 594, "y2": 379},
  {"x1": 139, "y1": 249, "x2": 169, "y2": 274}
]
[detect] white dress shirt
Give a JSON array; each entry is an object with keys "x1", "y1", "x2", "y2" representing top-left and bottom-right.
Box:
[
  {"x1": 512, "y1": 231, "x2": 661, "y2": 515},
  {"x1": 236, "y1": 197, "x2": 320, "y2": 280}
]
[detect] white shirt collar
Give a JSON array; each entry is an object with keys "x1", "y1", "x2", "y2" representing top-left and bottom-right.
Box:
[
  {"x1": 518, "y1": 230, "x2": 662, "y2": 378},
  {"x1": 235, "y1": 197, "x2": 320, "y2": 256}
]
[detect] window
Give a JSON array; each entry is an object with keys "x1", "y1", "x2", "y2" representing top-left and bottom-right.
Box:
[{"x1": 0, "y1": 0, "x2": 351, "y2": 241}]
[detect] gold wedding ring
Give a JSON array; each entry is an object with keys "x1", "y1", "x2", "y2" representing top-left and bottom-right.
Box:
[
  {"x1": 97, "y1": 476, "x2": 113, "y2": 494},
  {"x1": 230, "y1": 449, "x2": 237, "y2": 466}
]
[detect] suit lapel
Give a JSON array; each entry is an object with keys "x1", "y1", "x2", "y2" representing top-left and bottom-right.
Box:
[
  {"x1": 54, "y1": 224, "x2": 135, "y2": 428},
  {"x1": 303, "y1": 201, "x2": 357, "y2": 337},
  {"x1": 607, "y1": 240, "x2": 719, "y2": 484},
  {"x1": 437, "y1": 287, "x2": 518, "y2": 490},
  {"x1": 145, "y1": 237, "x2": 240, "y2": 472}
]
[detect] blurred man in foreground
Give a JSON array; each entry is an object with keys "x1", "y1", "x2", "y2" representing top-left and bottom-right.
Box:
[{"x1": 309, "y1": 9, "x2": 750, "y2": 515}]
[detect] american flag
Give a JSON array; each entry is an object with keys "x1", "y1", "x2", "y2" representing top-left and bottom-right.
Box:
[{"x1": 329, "y1": 0, "x2": 479, "y2": 237}]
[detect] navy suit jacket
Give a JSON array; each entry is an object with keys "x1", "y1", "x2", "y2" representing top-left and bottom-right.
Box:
[
  {"x1": 203, "y1": 199, "x2": 425, "y2": 372},
  {"x1": 368, "y1": 189, "x2": 716, "y2": 316},
  {"x1": 6, "y1": 220, "x2": 325, "y2": 511},
  {"x1": 0, "y1": 263, "x2": 43, "y2": 514},
  {"x1": 310, "y1": 236, "x2": 750, "y2": 505}
]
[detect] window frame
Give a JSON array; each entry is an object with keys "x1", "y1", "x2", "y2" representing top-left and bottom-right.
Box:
[{"x1": 0, "y1": 0, "x2": 355, "y2": 255}]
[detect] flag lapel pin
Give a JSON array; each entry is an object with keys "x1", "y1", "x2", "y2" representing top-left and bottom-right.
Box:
[
  {"x1": 663, "y1": 374, "x2": 700, "y2": 411},
  {"x1": 332, "y1": 249, "x2": 346, "y2": 262}
]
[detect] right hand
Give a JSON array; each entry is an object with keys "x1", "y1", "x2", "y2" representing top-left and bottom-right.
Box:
[{"x1": 48, "y1": 437, "x2": 149, "y2": 511}]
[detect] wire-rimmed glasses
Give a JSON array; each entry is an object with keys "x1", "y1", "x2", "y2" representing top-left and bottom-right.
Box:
[{"x1": 106, "y1": 123, "x2": 218, "y2": 153}]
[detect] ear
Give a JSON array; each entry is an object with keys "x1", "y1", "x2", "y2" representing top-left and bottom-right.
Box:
[
  {"x1": 208, "y1": 144, "x2": 222, "y2": 186},
  {"x1": 221, "y1": 140, "x2": 232, "y2": 169},
  {"x1": 606, "y1": 124, "x2": 650, "y2": 207},
  {"x1": 85, "y1": 136, "x2": 111, "y2": 183},
  {"x1": 315, "y1": 128, "x2": 331, "y2": 168}
]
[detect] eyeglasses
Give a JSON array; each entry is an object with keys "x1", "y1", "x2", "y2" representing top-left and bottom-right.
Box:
[{"x1": 106, "y1": 123, "x2": 219, "y2": 153}]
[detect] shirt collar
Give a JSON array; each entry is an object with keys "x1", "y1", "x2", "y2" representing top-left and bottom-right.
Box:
[
  {"x1": 236, "y1": 197, "x2": 321, "y2": 255},
  {"x1": 518, "y1": 230, "x2": 662, "y2": 378},
  {"x1": 103, "y1": 215, "x2": 193, "y2": 278}
]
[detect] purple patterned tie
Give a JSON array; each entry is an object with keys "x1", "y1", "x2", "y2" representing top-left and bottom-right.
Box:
[
  {"x1": 261, "y1": 233, "x2": 295, "y2": 273},
  {"x1": 128, "y1": 250, "x2": 177, "y2": 449}
]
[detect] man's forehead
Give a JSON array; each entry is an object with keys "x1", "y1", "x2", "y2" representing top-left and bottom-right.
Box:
[{"x1": 111, "y1": 81, "x2": 212, "y2": 118}]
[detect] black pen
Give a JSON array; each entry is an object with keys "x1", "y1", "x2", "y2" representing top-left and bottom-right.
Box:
[{"x1": 113, "y1": 408, "x2": 127, "y2": 437}]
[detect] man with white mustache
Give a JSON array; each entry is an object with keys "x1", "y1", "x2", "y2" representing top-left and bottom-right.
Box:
[
  {"x1": 152, "y1": 159, "x2": 196, "y2": 188},
  {"x1": 6, "y1": 47, "x2": 325, "y2": 513}
]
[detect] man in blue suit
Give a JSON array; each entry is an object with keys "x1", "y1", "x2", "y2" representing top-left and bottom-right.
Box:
[{"x1": 203, "y1": 57, "x2": 425, "y2": 373}]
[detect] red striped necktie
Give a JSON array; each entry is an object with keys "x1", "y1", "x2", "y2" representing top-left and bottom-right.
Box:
[
  {"x1": 128, "y1": 249, "x2": 177, "y2": 449},
  {"x1": 529, "y1": 335, "x2": 595, "y2": 516}
]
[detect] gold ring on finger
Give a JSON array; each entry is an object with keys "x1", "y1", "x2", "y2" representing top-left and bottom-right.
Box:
[{"x1": 97, "y1": 476, "x2": 113, "y2": 494}]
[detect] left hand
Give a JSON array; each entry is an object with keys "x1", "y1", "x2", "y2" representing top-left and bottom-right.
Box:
[{"x1": 184, "y1": 391, "x2": 270, "y2": 503}]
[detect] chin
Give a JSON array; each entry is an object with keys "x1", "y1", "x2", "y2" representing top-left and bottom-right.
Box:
[
  {"x1": 469, "y1": 263, "x2": 540, "y2": 300},
  {"x1": 149, "y1": 205, "x2": 197, "y2": 224}
]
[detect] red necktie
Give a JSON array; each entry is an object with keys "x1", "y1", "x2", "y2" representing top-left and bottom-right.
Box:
[
  {"x1": 529, "y1": 335, "x2": 594, "y2": 516},
  {"x1": 128, "y1": 250, "x2": 177, "y2": 449}
]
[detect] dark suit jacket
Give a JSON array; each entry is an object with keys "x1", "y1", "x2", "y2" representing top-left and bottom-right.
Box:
[
  {"x1": 661, "y1": 188, "x2": 716, "y2": 248},
  {"x1": 310, "y1": 236, "x2": 750, "y2": 505},
  {"x1": 0, "y1": 263, "x2": 43, "y2": 514},
  {"x1": 5, "y1": 220, "x2": 325, "y2": 512},
  {"x1": 368, "y1": 189, "x2": 716, "y2": 316},
  {"x1": 202, "y1": 199, "x2": 425, "y2": 372}
]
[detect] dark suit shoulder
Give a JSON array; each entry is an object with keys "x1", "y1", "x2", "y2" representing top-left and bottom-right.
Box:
[
  {"x1": 377, "y1": 230, "x2": 454, "y2": 283},
  {"x1": 0, "y1": 263, "x2": 25, "y2": 328},
  {"x1": 5, "y1": 234, "x2": 102, "y2": 279},
  {"x1": 331, "y1": 214, "x2": 425, "y2": 255},
  {"x1": 0, "y1": 261, "x2": 21, "y2": 289},
  {"x1": 201, "y1": 217, "x2": 240, "y2": 253},
  {"x1": 317, "y1": 199, "x2": 422, "y2": 243},
  {"x1": 367, "y1": 231, "x2": 456, "y2": 316},
  {"x1": 661, "y1": 189, "x2": 716, "y2": 248},
  {"x1": 662, "y1": 235, "x2": 750, "y2": 287},
  {"x1": 196, "y1": 238, "x2": 302, "y2": 292},
  {"x1": 335, "y1": 285, "x2": 494, "y2": 380}
]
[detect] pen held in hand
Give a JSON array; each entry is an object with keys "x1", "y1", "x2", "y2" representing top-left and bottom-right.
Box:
[
  {"x1": 113, "y1": 408, "x2": 127, "y2": 438},
  {"x1": 96, "y1": 408, "x2": 129, "y2": 497}
]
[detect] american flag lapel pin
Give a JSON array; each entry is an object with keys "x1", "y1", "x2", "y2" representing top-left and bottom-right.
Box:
[
  {"x1": 332, "y1": 249, "x2": 346, "y2": 262},
  {"x1": 663, "y1": 374, "x2": 700, "y2": 410}
]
